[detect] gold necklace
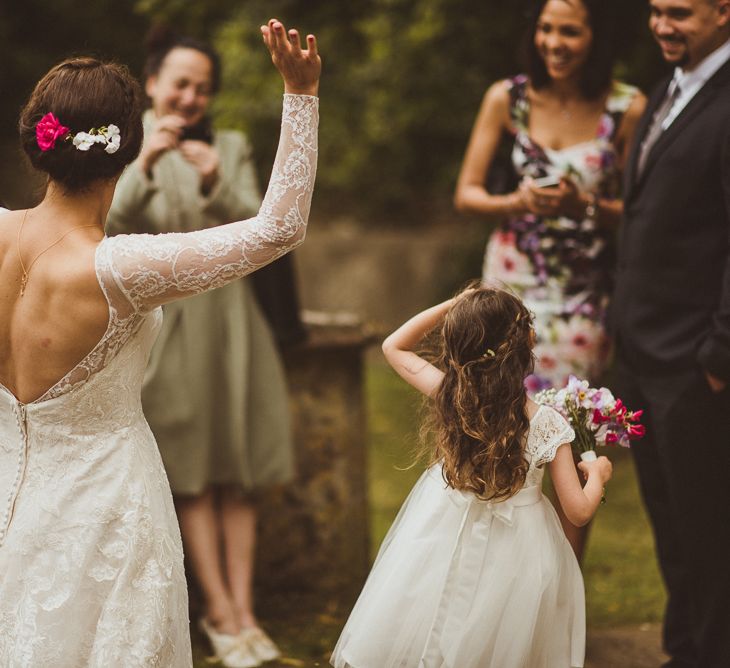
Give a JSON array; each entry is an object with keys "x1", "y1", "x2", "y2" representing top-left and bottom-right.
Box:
[{"x1": 16, "y1": 209, "x2": 99, "y2": 297}]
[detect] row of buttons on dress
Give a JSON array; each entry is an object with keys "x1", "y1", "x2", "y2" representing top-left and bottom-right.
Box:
[{"x1": 0, "y1": 403, "x2": 28, "y2": 546}]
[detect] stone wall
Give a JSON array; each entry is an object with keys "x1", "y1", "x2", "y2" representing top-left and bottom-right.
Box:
[
  {"x1": 293, "y1": 218, "x2": 491, "y2": 331},
  {"x1": 256, "y1": 324, "x2": 374, "y2": 599}
]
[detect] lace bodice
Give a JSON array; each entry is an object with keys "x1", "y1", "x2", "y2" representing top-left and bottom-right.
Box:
[
  {"x1": 35, "y1": 94, "x2": 318, "y2": 404},
  {"x1": 524, "y1": 404, "x2": 575, "y2": 487}
]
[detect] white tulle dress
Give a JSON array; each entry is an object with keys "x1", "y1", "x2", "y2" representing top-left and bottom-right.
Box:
[
  {"x1": 331, "y1": 404, "x2": 585, "y2": 668},
  {"x1": 0, "y1": 94, "x2": 317, "y2": 667}
]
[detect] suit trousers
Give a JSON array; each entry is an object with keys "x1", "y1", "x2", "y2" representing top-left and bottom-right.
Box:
[{"x1": 614, "y1": 352, "x2": 730, "y2": 668}]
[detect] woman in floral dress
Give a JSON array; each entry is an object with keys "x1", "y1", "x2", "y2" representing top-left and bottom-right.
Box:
[{"x1": 454, "y1": 0, "x2": 645, "y2": 560}]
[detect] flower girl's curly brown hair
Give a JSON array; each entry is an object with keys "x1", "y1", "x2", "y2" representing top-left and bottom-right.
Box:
[{"x1": 424, "y1": 286, "x2": 535, "y2": 501}]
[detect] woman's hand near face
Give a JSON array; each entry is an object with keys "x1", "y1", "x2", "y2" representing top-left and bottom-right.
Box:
[
  {"x1": 261, "y1": 19, "x2": 321, "y2": 96},
  {"x1": 139, "y1": 115, "x2": 186, "y2": 176},
  {"x1": 179, "y1": 140, "x2": 221, "y2": 195}
]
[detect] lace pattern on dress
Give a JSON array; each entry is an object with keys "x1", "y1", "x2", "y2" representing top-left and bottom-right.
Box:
[
  {"x1": 106, "y1": 94, "x2": 317, "y2": 312},
  {"x1": 525, "y1": 405, "x2": 575, "y2": 469},
  {"x1": 33, "y1": 94, "x2": 318, "y2": 404}
]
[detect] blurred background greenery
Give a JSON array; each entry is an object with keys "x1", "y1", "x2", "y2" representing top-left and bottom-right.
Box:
[{"x1": 1, "y1": 0, "x2": 665, "y2": 218}]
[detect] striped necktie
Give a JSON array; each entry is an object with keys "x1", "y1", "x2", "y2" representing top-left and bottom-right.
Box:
[{"x1": 636, "y1": 81, "x2": 681, "y2": 179}]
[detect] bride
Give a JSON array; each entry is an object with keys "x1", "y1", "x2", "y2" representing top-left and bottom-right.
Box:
[{"x1": 0, "y1": 19, "x2": 319, "y2": 667}]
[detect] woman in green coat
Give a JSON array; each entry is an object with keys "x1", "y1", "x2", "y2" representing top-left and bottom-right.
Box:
[{"x1": 107, "y1": 28, "x2": 292, "y2": 668}]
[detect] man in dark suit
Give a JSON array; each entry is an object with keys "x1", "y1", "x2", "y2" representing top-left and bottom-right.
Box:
[{"x1": 613, "y1": 1, "x2": 730, "y2": 666}]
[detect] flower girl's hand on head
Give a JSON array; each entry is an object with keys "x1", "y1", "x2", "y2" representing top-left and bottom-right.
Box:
[
  {"x1": 261, "y1": 19, "x2": 321, "y2": 96},
  {"x1": 577, "y1": 456, "x2": 613, "y2": 485},
  {"x1": 454, "y1": 287, "x2": 477, "y2": 302}
]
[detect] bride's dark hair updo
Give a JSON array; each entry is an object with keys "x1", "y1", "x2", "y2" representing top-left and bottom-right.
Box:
[{"x1": 19, "y1": 57, "x2": 144, "y2": 193}]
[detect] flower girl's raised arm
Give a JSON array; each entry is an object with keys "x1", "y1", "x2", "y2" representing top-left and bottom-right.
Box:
[
  {"x1": 101, "y1": 20, "x2": 320, "y2": 312},
  {"x1": 382, "y1": 299, "x2": 456, "y2": 397}
]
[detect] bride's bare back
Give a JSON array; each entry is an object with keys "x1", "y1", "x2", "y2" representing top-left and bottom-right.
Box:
[{"x1": 0, "y1": 209, "x2": 109, "y2": 404}]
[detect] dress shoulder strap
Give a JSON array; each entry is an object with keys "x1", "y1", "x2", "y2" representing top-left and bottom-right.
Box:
[
  {"x1": 507, "y1": 74, "x2": 531, "y2": 133},
  {"x1": 599, "y1": 81, "x2": 640, "y2": 142},
  {"x1": 606, "y1": 81, "x2": 640, "y2": 114}
]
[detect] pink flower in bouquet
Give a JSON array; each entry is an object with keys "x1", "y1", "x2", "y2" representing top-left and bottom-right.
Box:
[
  {"x1": 36, "y1": 113, "x2": 70, "y2": 152},
  {"x1": 592, "y1": 408, "x2": 609, "y2": 425},
  {"x1": 605, "y1": 432, "x2": 619, "y2": 444},
  {"x1": 591, "y1": 387, "x2": 615, "y2": 411},
  {"x1": 627, "y1": 423, "x2": 646, "y2": 439},
  {"x1": 613, "y1": 398, "x2": 627, "y2": 419}
]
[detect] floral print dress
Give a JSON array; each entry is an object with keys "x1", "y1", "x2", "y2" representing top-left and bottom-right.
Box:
[{"x1": 483, "y1": 75, "x2": 638, "y2": 392}]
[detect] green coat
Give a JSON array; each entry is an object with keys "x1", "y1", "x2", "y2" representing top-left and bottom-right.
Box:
[{"x1": 106, "y1": 112, "x2": 293, "y2": 495}]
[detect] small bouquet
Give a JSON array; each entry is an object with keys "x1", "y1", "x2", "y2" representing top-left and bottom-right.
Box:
[{"x1": 534, "y1": 375, "x2": 645, "y2": 463}]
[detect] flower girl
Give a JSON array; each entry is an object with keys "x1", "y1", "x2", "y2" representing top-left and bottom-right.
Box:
[{"x1": 331, "y1": 287, "x2": 612, "y2": 668}]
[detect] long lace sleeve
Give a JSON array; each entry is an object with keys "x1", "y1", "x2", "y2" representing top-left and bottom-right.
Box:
[{"x1": 99, "y1": 94, "x2": 318, "y2": 312}]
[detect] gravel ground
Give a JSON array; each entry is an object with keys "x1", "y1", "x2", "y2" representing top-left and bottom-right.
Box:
[{"x1": 586, "y1": 624, "x2": 667, "y2": 668}]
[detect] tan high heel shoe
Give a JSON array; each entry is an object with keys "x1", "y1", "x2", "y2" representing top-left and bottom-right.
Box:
[
  {"x1": 199, "y1": 618, "x2": 261, "y2": 668},
  {"x1": 240, "y1": 627, "x2": 281, "y2": 663}
]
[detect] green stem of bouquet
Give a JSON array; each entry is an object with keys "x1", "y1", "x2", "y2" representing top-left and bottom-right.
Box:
[
  {"x1": 566, "y1": 400, "x2": 606, "y2": 504},
  {"x1": 565, "y1": 402, "x2": 597, "y2": 455}
]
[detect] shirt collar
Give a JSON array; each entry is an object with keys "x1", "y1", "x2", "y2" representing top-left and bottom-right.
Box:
[{"x1": 673, "y1": 39, "x2": 730, "y2": 94}]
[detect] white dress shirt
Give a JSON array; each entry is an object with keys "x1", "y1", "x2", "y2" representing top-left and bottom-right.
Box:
[{"x1": 662, "y1": 39, "x2": 730, "y2": 130}]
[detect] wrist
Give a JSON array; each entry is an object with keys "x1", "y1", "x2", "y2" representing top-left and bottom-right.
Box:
[
  {"x1": 284, "y1": 83, "x2": 319, "y2": 96},
  {"x1": 506, "y1": 190, "x2": 525, "y2": 215}
]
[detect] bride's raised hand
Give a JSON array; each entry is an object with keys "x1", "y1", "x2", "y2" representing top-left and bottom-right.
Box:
[{"x1": 261, "y1": 19, "x2": 321, "y2": 96}]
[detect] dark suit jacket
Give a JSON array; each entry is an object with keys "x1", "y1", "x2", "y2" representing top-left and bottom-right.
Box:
[{"x1": 612, "y1": 56, "x2": 730, "y2": 380}]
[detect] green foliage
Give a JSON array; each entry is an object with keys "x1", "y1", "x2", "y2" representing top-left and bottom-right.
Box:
[
  {"x1": 0, "y1": 1, "x2": 148, "y2": 131},
  {"x1": 205, "y1": 0, "x2": 663, "y2": 221},
  {"x1": 2, "y1": 0, "x2": 666, "y2": 219}
]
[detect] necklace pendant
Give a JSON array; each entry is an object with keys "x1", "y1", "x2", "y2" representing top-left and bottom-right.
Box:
[{"x1": 19, "y1": 274, "x2": 27, "y2": 297}]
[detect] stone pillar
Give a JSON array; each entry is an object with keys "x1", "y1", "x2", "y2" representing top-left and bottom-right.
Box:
[{"x1": 255, "y1": 321, "x2": 374, "y2": 600}]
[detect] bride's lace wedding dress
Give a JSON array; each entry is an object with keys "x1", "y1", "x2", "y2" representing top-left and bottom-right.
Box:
[{"x1": 0, "y1": 94, "x2": 318, "y2": 667}]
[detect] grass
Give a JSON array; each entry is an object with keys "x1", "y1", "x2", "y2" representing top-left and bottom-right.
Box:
[{"x1": 193, "y1": 357, "x2": 666, "y2": 665}]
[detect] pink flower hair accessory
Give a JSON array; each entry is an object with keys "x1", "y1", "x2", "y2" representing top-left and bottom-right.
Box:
[
  {"x1": 36, "y1": 113, "x2": 70, "y2": 152},
  {"x1": 35, "y1": 113, "x2": 122, "y2": 154}
]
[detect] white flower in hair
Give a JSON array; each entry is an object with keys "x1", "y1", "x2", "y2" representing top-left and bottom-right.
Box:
[
  {"x1": 104, "y1": 125, "x2": 121, "y2": 154},
  {"x1": 105, "y1": 137, "x2": 120, "y2": 154},
  {"x1": 72, "y1": 132, "x2": 97, "y2": 151},
  {"x1": 69, "y1": 124, "x2": 122, "y2": 153}
]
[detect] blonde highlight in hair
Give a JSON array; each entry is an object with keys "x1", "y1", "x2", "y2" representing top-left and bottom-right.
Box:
[{"x1": 422, "y1": 287, "x2": 535, "y2": 501}]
